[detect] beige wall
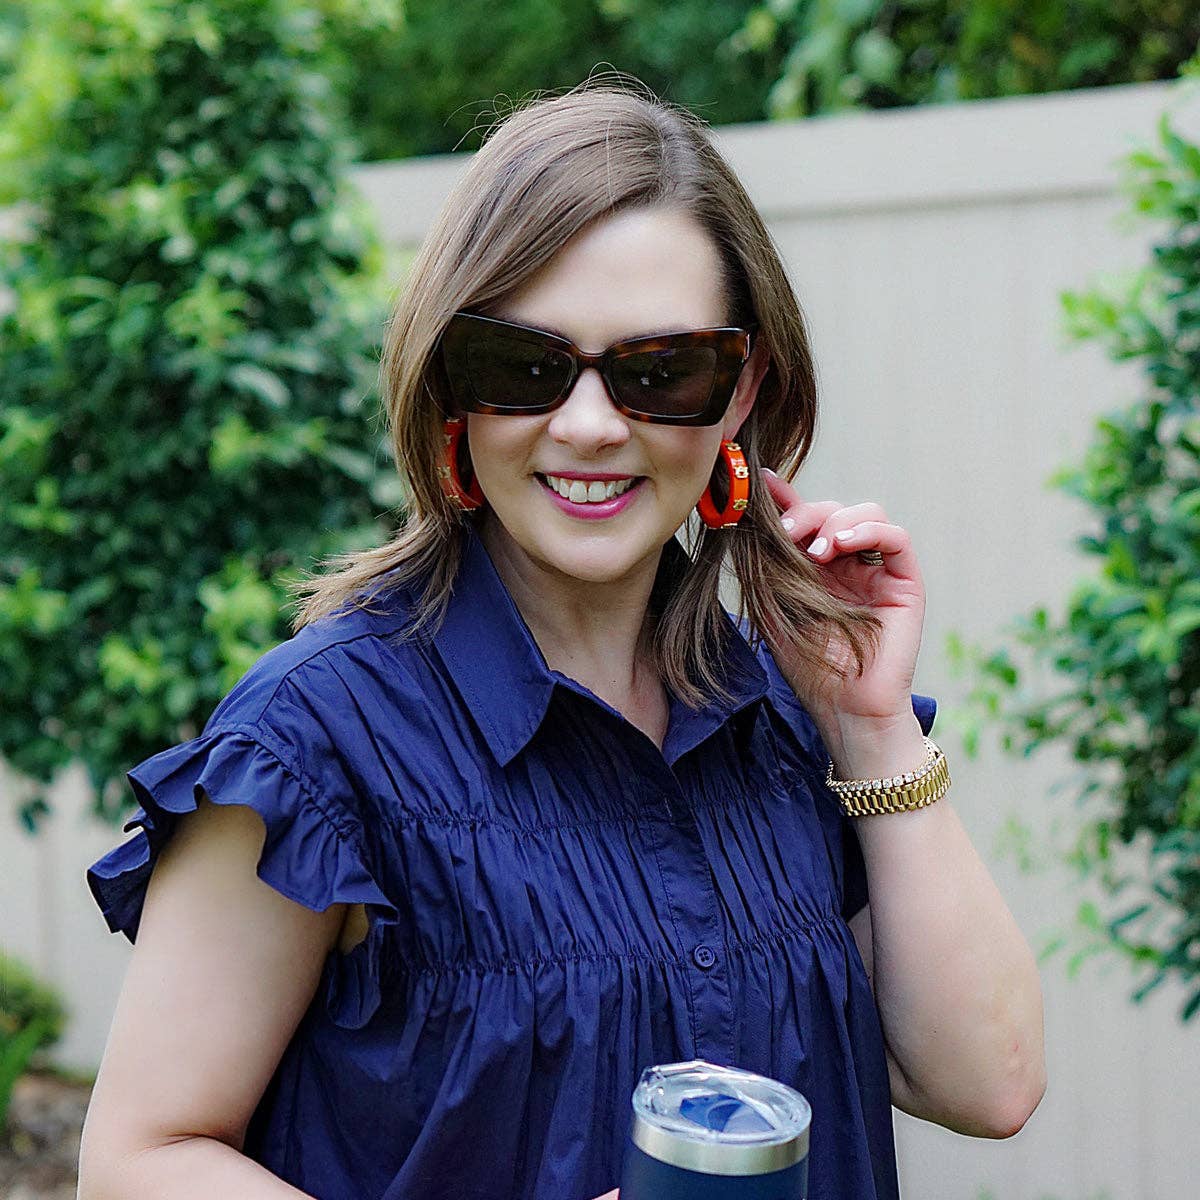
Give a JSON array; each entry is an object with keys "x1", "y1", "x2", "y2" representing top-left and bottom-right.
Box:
[{"x1": 5, "y1": 79, "x2": 1200, "y2": 1198}]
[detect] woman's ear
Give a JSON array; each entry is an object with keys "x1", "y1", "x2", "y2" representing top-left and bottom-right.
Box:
[{"x1": 723, "y1": 338, "x2": 770, "y2": 440}]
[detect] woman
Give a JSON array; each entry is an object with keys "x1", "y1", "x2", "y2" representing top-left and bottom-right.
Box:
[{"x1": 79, "y1": 79, "x2": 1045, "y2": 1200}]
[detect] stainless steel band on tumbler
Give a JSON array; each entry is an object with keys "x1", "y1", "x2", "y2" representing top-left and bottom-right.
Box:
[{"x1": 629, "y1": 1060, "x2": 811, "y2": 1177}]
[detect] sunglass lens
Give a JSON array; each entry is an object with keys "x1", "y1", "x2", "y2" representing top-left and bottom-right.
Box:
[
  {"x1": 465, "y1": 328, "x2": 573, "y2": 411},
  {"x1": 611, "y1": 346, "x2": 719, "y2": 419}
]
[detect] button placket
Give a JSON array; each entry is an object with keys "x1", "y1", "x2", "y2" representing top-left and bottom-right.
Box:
[{"x1": 651, "y1": 787, "x2": 735, "y2": 1065}]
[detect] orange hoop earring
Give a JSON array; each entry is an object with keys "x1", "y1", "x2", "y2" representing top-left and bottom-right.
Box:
[
  {"x1": 438, "y1": 418, "x2": 484, "y2": 511},
  {"x1": 696, "y1": 440, "x2": 750, "y2": 529}
]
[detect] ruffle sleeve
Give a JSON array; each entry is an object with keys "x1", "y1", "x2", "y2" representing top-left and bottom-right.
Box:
[
  {"x1": 86, "y1": 724, "x2": 399, "y2": 1030},
  {"x1": 912, "y1": 692, "x2": 937, "y2": 739}
]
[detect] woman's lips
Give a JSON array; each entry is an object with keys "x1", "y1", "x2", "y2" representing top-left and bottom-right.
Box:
[{"x1": 536, "y1": 473, "x2": 645, "y2": 519}]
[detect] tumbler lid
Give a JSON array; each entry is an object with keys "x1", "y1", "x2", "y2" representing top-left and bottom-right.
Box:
[{"x1": 629, "y1": 1060, "x2": 811, "y2": 1176}]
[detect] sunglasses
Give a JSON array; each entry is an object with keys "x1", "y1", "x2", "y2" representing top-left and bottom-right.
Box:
[{"x1": 438, "y1": 312, "x2": 754, "y2": 426}]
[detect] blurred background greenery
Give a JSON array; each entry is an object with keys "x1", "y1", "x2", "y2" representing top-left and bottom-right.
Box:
[
  {"x1": 1, "y1": 1, "x2": 1199, "y2": 1193},
  {"x1": 3, "y1": 0, "x2": 1199, "y2": 165},
  {"x1": 0, "y1": 0, "x2": 1197, "y2": 997},
  {"x1": 0, "y1": 1, "x2": 400, "y2": 835}
]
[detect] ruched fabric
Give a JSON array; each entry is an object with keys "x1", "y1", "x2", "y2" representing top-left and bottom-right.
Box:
[{"x1": 87, "y1": 524, "x2": 937, "y2": 1200}]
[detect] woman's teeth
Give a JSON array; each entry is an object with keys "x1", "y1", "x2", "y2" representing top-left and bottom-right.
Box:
[{"x1": 542, "y1": 474, "x2": 636, "y2": 504}]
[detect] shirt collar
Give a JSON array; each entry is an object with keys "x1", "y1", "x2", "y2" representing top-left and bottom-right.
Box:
[{"x1": 432, "y1": 523, "x2": 769, "y2": 768}]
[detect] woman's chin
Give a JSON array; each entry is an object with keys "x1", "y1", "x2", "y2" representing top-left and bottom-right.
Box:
[
  {"x1": 482, "y1": 516, "x2": 664, "y2": 588},
  {"x1": 532, "y1": 537, "x2": 658, "y2": 587}
]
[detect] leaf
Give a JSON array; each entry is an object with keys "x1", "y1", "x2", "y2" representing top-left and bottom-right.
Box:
[
  {"x1": 1066, "y1": 943, "x2": 1106, "y2": 979},
  {"x1": 1126, "y1": 150, "x2": 1164, "y2": 171},
  {"x1": 832, "y1": 0, "x2": 875, "y2": 23},
  {"x1": 208, "y1": 412, "x2": 256, "y2": 473},
  {"x1": 17, "y1": 796, "x2": 50, "y2": 836},
  {"x1": 0, "y1": 1015, "x2": 53, "y2": 1118},
  {"x1": 1165, "y1": 607, "x2": 1200, "y2": 639},
  {"x1": 227, "y1": 363, "x2": 290, "y2": 408},
  {"x1": 320, "y1": 442, "x2": 378, "y2": 482},
  {"x1": 1108, "y1": 903, "x2": 1149, "y2": 932},
  {"x1": 1036, "y1": 933, "x2": 1067, "y2": 964},
  {"x1": 1132, "y1": 969, "x2": 1166, "y2": 1003},
  {"x1": 1183, "y1": 987, "x2": 1200, "y2": 1023},
  {"x1": 741, "y1": 8, "x2": 780, "y2": 54},
  {"x1": 850, "y1": 30, "x2": 900, "y2": 85}
]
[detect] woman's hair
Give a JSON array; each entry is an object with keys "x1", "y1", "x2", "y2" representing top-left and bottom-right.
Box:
[{"x1": 288, "y1": 74, "x2": 882, "y2": 707}]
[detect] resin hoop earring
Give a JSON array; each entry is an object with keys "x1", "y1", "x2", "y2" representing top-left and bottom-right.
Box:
[
  {"x1": 696, "y1": 440, "x2": 750, "y2": 529},
  {"x1": 438, "y1": 418, "x2": 484, "y2": 511}
]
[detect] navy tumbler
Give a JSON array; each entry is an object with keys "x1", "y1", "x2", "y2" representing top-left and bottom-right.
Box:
[{"x1": 619, "y1": 1060, "x2": 811, "y2": 1200}]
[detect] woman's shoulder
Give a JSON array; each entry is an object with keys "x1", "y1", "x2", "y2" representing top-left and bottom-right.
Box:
[
  {"x1": 205, "y1": 582, "x2": 438, "y2": 744},
  {"x1": 731, "y1": 614, "x2": 938, "y2": 765},
  {"x1": 734, "y1": 621, "x2": 830, "y2": 769}
]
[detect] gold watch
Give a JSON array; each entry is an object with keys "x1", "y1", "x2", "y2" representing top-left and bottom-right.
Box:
[{"x1": 825, "y1": 735, "x2": 951, "y2": 817}]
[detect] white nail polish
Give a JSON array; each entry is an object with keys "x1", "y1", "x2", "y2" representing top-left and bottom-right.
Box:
[
  {"x1": 808, "y1": 537, "x2": 827, "y2": 556},
  {"x1": 781, "y1": 517, "x2": 795, "y2": 531}
]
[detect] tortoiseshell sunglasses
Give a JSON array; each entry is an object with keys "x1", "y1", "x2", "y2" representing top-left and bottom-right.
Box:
[{"x1": 438, "y1": 312, "x2": 754, "y2": 426}]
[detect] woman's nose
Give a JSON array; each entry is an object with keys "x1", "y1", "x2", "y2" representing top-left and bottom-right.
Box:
[{"x1": 545, "y1": 367, "x2": 631, "y2": 453}]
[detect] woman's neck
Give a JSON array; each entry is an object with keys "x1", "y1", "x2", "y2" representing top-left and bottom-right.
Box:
[{"x1": 478, "y1": 518, "x2": 668, "y2": 740}]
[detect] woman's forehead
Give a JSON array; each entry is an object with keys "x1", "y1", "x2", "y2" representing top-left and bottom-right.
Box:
[{"x1": 488, "y1": 207, "x2": 728, "y2": 349}]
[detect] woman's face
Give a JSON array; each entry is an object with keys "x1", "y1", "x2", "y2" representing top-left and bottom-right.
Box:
[{"x1": 467, "y1": 205, "x2": 763, "y2": 590}]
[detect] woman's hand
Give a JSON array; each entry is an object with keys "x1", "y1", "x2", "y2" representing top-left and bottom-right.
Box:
[{"x1": 760, "y1": 468, "x2": 927, "y2": 761}]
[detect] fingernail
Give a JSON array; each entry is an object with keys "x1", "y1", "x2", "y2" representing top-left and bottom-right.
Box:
[
  {"x1": 763, "y1": 466, "x2": 777, "y2": 476},
  {"x1": 781, "y1": 517, "x2": 795, "y2": 531},
  {"x1": 834, "y1": 529, "x2": 856, "y2": 542},
  {"x1": 808, "y1": 537, "x2": 827, "y2": 556}
]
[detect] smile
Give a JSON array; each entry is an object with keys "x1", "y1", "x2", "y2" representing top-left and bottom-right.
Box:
[{"x1": 538, "y1": 474, "x2": 640, "y2": 504}]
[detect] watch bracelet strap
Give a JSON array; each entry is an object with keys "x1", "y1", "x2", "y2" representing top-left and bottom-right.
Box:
[{"x1": 824, "y1": 735, "x2": 951, "y2": 817}]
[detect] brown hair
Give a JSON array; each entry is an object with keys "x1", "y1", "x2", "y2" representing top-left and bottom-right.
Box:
[{"x1": 288, "y1": 75, "x2": 882, "y2": 708}]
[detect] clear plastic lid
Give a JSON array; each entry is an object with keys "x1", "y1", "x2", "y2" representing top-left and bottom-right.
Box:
[{"x1": 629, "y1": 1060, "x2": 811, "y2": 1176}]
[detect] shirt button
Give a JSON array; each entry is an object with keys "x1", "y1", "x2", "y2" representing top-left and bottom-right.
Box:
[{"x1": 692, "y1": 944, "x2": 717, "y2": 970}]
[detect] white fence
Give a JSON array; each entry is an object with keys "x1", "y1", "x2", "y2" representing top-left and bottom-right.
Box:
[{"x1": 4, "y1": 79, "x2": 1200, "y2": 1199}]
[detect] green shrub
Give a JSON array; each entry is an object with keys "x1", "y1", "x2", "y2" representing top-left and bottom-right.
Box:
[
  {"x1": 0, "y1": 0, "x2": 397, "y2": 830},
  {"x1": 948, "y1": 61, "x2": 1200, "y2": 1023},
  {"x1": 0, "y1": 949, "x2": 66, "y2": 1135},
  {"x1": 317, "y1": 1, "x2": 1200, "y2": 159},
  {"x1": 324, "y1": 0, "x2": 772, "y2": 160},
  {"x1": 731, "y1": 0, "x2": 1200, "y2": 120}
]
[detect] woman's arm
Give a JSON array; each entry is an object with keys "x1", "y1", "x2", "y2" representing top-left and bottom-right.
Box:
[
  {"x1": 78, "y1": 794, "x2": 348, "y2": 1199},
  {"x1": 838, "y1": 715, "x2": 1046, "y2": 1139},
  {"x1": 85, "y1": 1136, "x2": 319, "y2": 1200},
  {"x1": 758, "y1": 473, "x2": 1045, "y2": 1138}
]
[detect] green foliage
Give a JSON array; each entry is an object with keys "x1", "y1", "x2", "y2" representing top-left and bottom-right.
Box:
[
  {"x1": 0, "y1": 949, "x2": 66, "y2": 1135},
  {"x1": 0, "y1": 0, "x2": 398, "y2": 829},
  {"x1": 324, "y1": 0, "x2": 772, "y2": 160},
  {"x1": 947, "y1": 60, "x2": 1200, "y2": 1024},
  {"x1": 315, "y1": 1, "x2": 1200, "y2": 159},
  {"x1": 64, "y1": 1, "x2": 1159, "y2": 163},
  {"x1": 727, "y1": 0, "x2": 1200, "y2": 121},
  {"x1": 25, "y1": 1, "x2": 1157, "y2": 165}
]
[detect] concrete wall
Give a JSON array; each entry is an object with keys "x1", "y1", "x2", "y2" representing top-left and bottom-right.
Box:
[{"x1": 5, "y1": 79, "x2": 1200, "y2": 1198}]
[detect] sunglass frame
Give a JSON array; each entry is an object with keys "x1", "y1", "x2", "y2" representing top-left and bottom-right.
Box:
[{"x1": 439, "y1": 311, "x2": 753, "y2": 426}]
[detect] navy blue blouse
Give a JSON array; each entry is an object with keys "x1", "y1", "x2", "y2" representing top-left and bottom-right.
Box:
[{"x1": 87, "y1": 524, "x2": 936, "y2": 1200}]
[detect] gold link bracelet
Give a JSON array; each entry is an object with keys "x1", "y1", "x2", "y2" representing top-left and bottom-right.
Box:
[{"x1": 825, "y1": 735, "x2": 951, "y2": 817}]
